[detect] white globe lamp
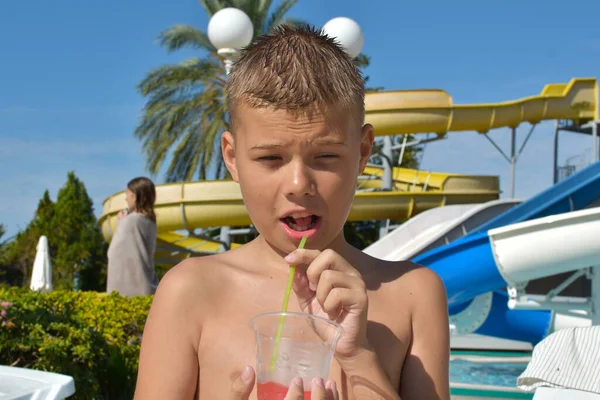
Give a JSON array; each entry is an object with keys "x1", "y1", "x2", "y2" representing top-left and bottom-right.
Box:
[
  {"x1": 208, "y1": 7, "x2": 254, "y2": 74},
  {"x1": 322, "y1": 17, "x2": 364, "y2": 59}
]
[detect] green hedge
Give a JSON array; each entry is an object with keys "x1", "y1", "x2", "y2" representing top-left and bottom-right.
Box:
[{"x1": 0, "y1": 287, "x2": 153, "y2": 399}]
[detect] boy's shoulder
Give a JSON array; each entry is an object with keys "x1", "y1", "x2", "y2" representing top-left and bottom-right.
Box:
[
  {"x1": 157, "y1": 247, "x2": 248, "y2": 297},
  {"x1": 360, "y1": 252, "x2": 446, "y2": 312},
  {"x1": 151, "y1": 250, "x2": 234, "y2": 312}
]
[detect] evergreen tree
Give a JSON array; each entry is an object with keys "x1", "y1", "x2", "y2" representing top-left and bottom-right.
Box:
[
  {"x1": 0, "y1": 224, "x2": 14, "y2": 285},
  {"x1": 0, "y1": 192, "x2": 57, "y2": 286},
  {"x1": 34, "y1": 190, "x2": 56, "y2": 240},
  {"x1": 52, "y1": 171, "x2": 107, "y2": 291}
]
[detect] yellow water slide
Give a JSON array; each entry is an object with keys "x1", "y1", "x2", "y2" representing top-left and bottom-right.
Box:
[{"x1": 98, "y1": 78, "x2": 598, "y2": 265}]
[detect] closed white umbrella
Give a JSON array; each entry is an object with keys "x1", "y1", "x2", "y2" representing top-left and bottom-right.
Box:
[{"x1": 30, "y1": 235, "x2": 52, "y2": 292}]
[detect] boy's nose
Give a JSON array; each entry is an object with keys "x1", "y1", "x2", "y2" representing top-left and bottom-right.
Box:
[{"x1": 284, "y1": 161, "x2": 316, "y2": 198}]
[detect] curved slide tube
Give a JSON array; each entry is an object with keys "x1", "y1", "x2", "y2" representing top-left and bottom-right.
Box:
[
  {"x1": 367, "y1": 77, "x2": 597, "y2": 136},
  {"x1": 415, "y1": 204, "x2": 600, "y2": 343},
  {"x1": 413, "y1": 161, "x2": 600, "y2": 342},
  {"x1": 100, "y1": 78, "x2": 597, "y2": 267},
  {"x1": 100, "y1": 168, "x2": 500, "y2": 265}
]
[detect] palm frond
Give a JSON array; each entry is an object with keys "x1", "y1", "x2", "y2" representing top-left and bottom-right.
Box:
[
  {"x1": 353, "y1": 53, "x2": 370, "y2": 68},
  {"x1": 136, "y1": 0, "x2": 303, "y2": 181},
  {"x1": 137, "y1": 57, "x2": 222, "y2": 97},
  {"x1": 164, "y1": 86, "x2": 227, "y2": 181},
  {"x1": 158, "y1": 25, "x2": 215, "y2": 53},
  {"x1": 198, "y1": 0, "x2": 226, "y2": 16},
  {"x1": 254, "y1": 0, "x2": 273, "y2": 32},
  {"x1": 137, "y1": 102, "x2": 201, "y2": 176},
  {"x1": 265, "y1": 0, "x2": 298, "y2": 32}
]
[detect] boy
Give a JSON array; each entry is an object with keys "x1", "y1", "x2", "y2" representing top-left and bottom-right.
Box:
[{"x1": 134, "y1": 24, "x2": 450, "y2": 400}]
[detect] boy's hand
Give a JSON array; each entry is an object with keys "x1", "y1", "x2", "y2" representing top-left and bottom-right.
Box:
[
  {"x1": 285, "y1": 249, "x2": 369, "y2": 359},
  {"x1": 229, "y1": 366, "x2": 338, "y2": 399},
  {"x1": 284, "y1": 377, "x2": 339, "y2": 400}
]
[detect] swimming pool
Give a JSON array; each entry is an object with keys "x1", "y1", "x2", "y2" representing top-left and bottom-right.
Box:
[{"x1": 449, "y1": 351, "x2": 534, "y2": 399}]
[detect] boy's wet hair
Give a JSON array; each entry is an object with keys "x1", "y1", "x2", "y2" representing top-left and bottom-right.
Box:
[{"x1": 226, "y1": 24, "x2": 365, "y2": 131}]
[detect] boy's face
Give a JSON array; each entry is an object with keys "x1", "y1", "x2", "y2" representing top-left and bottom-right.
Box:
[{"x1": 222, "y1": 103, "x2": 374, "y2": 253}]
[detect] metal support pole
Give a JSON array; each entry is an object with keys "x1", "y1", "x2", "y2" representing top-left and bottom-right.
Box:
[
  {"x1": 217, "y1": 50, "x2": 238, "y2": 251},
  {"x1": 593, "y1": 122, "x2": 598, "y2": 163},
  {"x1": 379, "y1": 136, "x2": 394, "y2": 239},
  {"x1": 553, "y1": 121, "x2": 560, "y2": 184},
  {"x1": 397, "y1": 135, "x2": 408, "y2": 167},
  {"x1": 509, "y1": 127, "x2": 516, "y2": 198},
  {"x1": 382, "y1": 136, "x2": 394, "y2": 190},
  {"x1": 483, "y1": 124, "x2": 536, "y2": 199},
  {"x1": 592, "y1": 266, "x2": 600, "y2": 326}
]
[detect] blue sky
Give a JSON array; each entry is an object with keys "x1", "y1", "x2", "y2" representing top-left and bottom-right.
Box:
[{"x1": 2, "y1": 0, "x2": 600, "y2": 238}]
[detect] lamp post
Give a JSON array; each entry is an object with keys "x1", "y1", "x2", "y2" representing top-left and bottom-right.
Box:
[
  {"x1": 323, "y1": 18, "x2": 397, "y2": 190},
  {"x1": 322, "y1": 18, "x2": 397, "y2": 191},
  {"x1": 324, "y1": 17, "x2": 390, "y2": 238},
  {"x1": 208, "y1": 7, "x2": 253, "y2": 249},
  {"x1": 322, "y1": 17, "x2": 364, "y2": 59},
  {"x1": 208, "y1": 7, "x2": 253, "y2": 75}
]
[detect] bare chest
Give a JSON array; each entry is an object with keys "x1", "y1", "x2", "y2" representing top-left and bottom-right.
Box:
[{"x1": 196, "y1": 287, "x2": 411, "y2": 399}]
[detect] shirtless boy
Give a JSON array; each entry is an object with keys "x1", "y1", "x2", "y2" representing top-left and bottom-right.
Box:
[{"x1": 134, "y1": 24, "x2": 450, "y2": 400}]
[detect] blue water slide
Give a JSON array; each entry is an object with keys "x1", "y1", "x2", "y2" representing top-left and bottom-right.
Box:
[
  {"x1": 413, "y1": 161, "x2": 600, "y2": 343},
  {"x1": 468, "y1": 160, "x2": 600, "y2": 235}
]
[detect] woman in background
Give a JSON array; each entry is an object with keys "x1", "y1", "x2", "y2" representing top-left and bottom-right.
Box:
[{"x1": 107, "y1": 177, "x2": 158, "y2": 296}]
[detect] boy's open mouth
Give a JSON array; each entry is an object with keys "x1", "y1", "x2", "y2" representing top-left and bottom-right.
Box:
[{"x1": 280, "y1": 214, "x2": 320, "y2": 232}]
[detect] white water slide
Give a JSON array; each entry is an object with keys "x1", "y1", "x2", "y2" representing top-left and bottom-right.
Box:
[
  {"x1": 363, "y1": 199, "x2": 522, "y2": 262},
  {"x1": 363, "y1": 199, "x2": 531, "y2": 350},
  {"x1": 366, "y1": 201, "x2": 600, "y2": 350}
]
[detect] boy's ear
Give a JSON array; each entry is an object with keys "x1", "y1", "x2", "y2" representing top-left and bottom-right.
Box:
[
  {"x1": 358, "y1": 123, "x2": 375, "y2": 174},
  {"x1": 221, "y1": 131, "x2": 239, "y2": 182}
]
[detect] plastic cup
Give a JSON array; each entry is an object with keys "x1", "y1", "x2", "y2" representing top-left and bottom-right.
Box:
[{"x1": 249, "y1": 312, "x2": 343, "y2": 400}]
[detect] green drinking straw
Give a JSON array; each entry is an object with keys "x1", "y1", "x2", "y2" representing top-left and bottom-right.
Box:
[{"x1": 269, "y1": 235, "x2": 308, "y2": 371}]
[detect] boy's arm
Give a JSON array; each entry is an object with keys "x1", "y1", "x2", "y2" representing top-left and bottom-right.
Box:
[
  {"x1": 333, "y1": 268, "x2": 450, "y2": 400},
  {"x1": 134, "y1": 262, "x2": 202, "y2": 400},
  {"x1": 400, "y1": 267, "x2": 450, "y2": 400}
]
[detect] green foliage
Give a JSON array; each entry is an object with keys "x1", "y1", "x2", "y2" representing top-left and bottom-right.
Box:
[
  {"x1": 0, "y1": 172, "x2": 107, "y2": 290},
  {"x1": 0, "y1": 191, "x2": 54, "y2": 287},
  {"x1": 0, "y1": 287, "x2": 152, "y2": 399},
  {"x1": 0, "y1": 224, "x2": 19, "y2": 286},
  {"x1": 52, "y1": 172, "x2": 107, "y2": 291}
]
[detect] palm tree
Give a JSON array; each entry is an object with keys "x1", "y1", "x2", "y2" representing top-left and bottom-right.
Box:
[
  {"x1": 135, "y1": 0, "x2": 373, "y2": 182},
  {"x1": 135, "y1": 0, "x2": 302, "y2": 182}
]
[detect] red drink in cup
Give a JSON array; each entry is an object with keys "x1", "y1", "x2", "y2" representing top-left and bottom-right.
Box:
[
  {"x1": 256, "y1": 381, "x2": 311, "y2": 400},
  {"x1": 250, "y1": 312, "x2": 343, "y2": 400}
]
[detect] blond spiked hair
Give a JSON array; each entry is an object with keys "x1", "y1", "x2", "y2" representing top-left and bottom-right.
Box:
[{"x1": 226, "y1": 24, "x2": 365, "y2": 131}]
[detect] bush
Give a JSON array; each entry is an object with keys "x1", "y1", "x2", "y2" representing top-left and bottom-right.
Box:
[{"x1": 0, "y1": 287, "x2": 153, "y2": 399}]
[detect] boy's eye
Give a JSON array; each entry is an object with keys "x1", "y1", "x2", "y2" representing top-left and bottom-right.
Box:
[
  {"x1": 258, "y1": 155, "x2": 281, "y2": 161},
  {"x1": 318, "y1": 154, "x2": 339, "y2": 159}
]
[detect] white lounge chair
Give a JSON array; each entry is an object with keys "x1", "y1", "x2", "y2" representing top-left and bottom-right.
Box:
[
  {"x1": 518, "y1": 326, "x2": 600, "y2": 399},
  {"x1": 533, "y1": 387, "x2": 600, "y2": 399},
  {"x1": 0, "y1": 365, "x2": 75, "y2": 400}
]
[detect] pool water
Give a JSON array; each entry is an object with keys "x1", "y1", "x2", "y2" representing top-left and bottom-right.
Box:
[{"x1": 450, "y1": 359, "x2": 528, "y2": 387}]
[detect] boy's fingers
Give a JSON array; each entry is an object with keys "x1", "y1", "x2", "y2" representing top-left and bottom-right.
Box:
[
  {"x1": 316, "y1": 270, "x2": 365, "y2": 308},
  {"x1": 310, "y1": 377, "x2": 328, "y2": 400},
  {"x1": 285, "y1": 248, "x2": 321, "y2": 266},
  {"x1": 292, "y1": 267, "x2": 316, "y2": 311},
  {"x1": 322, "y1": 287, "x2": 368, "y2": 317},
  {"x1": 284, "y1": 377, "x2": 305, "y2": 400},
  {"x1": 325, "y1": 380, "x2": 339, "y2": 400},
  {"x1": 229, "y1": 365, "x2": 255, "y2": 400}
]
